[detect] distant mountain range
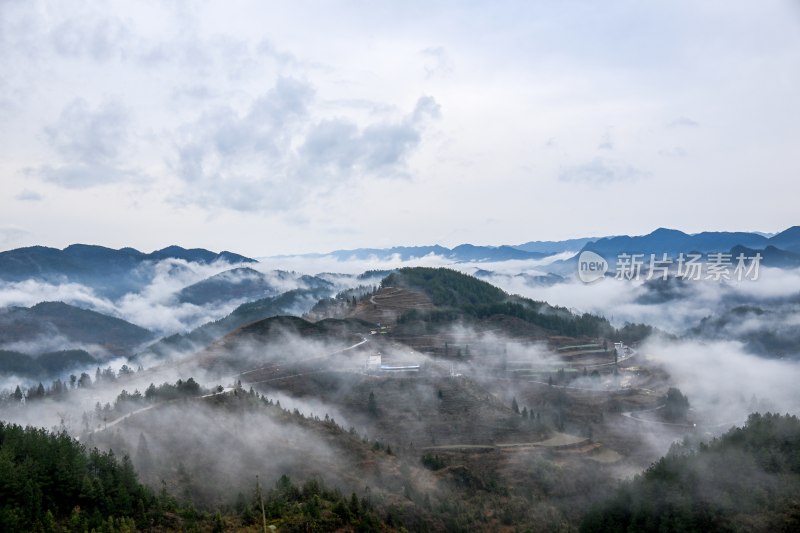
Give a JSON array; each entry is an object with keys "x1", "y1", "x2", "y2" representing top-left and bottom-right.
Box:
[
  {"x1": 285, "y1": 244, "x2": 547, "y2": 262},
  {"x1": 513, "y1": 237, "x2": 599, "y2": 254},
  {"x1": 0, "y1": 244, "x2": 256, "y2": 297},
  {"x1": 279, "y1": 227, "x2": 800, "y2": 265},
  {"x1": 581, "y1": 227, "x2": 800, "y2": 256}
]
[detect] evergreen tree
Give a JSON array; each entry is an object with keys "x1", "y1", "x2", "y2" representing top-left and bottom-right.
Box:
[{"x1": 367, "y1": 391, "x2": 378, "y2": 416}]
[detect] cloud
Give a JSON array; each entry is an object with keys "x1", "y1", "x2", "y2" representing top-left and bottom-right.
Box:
[
  {"x1": 421, "y1": 46, "x2": 453, "y2": 78},
  {"x1": 16, "y1": 190, "x2": 43, "y2": 202},
  {"x1": 36, "y1": 98, "x2": 140, "y2": 189},
  {"x1": 49, "y1": 15, "x2": 132, "y2": 62},
  {"x1": 172, "y1": 76, "x2": 440, "y2": 212},
  {"x1": 645, "y1": 337, "x2": 800, "y2": 423},
  {"x1": 597, "y1": 132, "x2": 614, "y2": 151},
  {"x1": 45, "y1": 99, "x2": 130, "y2": 162},
  {"x1": 659, "y1": 146, "x2": 688, "y2": 158},
  {"x1": 558, "y1": 158, "x2": 648, "y2": 185},
  {"x1": 667, "y1": 117, "x2": 700, "y2": 128}
]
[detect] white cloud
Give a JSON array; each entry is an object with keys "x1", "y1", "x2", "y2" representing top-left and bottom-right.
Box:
[
  {"x1": 559, "y1": 158, "x2": 649, "y2": 185},
  {"x1": 171, "y1": 76, "x2": 440, "y2": 212},
  {"x1": 16, "y1": 190, "x2": 43, "y2": 202}
]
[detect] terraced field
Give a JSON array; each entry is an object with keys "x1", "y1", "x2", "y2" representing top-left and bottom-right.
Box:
[{"x1": 351, "y1": 286, "x2": 434, "y2": 325}]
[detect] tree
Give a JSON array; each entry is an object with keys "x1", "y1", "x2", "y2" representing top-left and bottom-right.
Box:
[
  {"x1": 511, "y1": 396, "x2": 519, "y2": 414},
  {"x1": 349, "y1": 492, "x2": 360, "y2": 517},
  {"x1": 135, "y1": 433, "x2": 154, "y2": 479},
  {"x1": 367, "y1": 391, "x2": 378, "y2": 416},
  {"x1": 78, "y1": 372, "x2": 92, "y2": 388},
  {"x1": 29, "y1": 382, "x2": 45, "y2": 400},
  {"x1": 663, "y1": 387, "x2": 690, "y2": 421}
]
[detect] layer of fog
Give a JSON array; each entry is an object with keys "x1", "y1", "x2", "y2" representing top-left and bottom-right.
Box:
[
  {"x1": 644, "y1": 336, "x2": 800, "y2": 423},
  {"x1": 0, "y1": 258, "x2": 346, "y2": 339},
  {"x1": 482, "y1": 266, "x2": 800, "y2": 337},
  {"x1": 258, "y1": 250, "x2": 575, "y2": 277}
]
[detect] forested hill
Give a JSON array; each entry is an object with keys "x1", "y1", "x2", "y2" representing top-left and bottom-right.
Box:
[
  {"x1": 0, "y1": 301, "x2": 154, "y2": 357},
  {"x1": 0, "y1": 417, "x2": 395, "y2": 532},
  {"x1": 382, "y1": 267, "x2": 652, "y2": 341},
  {"x1": 0, "y1": 422, "x2": 163, "y2": 531},
  {"x1": 383, "y1": 267, "x2": 508, "y2": 308},
  {"x1": 581, "y1": 413, "x2": 800, "y2": 532}
]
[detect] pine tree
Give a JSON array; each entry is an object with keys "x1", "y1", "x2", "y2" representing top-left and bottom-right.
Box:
[{"x1": 367, "y1": 391, "x2": 378, "y2": 416}]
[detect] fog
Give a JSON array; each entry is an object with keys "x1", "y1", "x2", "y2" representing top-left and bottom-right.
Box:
[
  {"x1": 0, "y1": 257, "x2": 352, "y2": 345},
  {"x1": 644, "y1": 336, "x2": 800, "y2": 423},
  {"x1": 3, "y1": 253, "x2": 800, "y2": 515}
]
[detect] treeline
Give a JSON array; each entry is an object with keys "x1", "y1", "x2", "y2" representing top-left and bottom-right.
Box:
[
  {"x1": 236, "y1": 475, "x2": 389, "y2": 532},
  {"x1": 306, "y1": 284, "x2": 377, "y2": 320},
  {"x1": 0, "y1": 364, "x2": 145, "y2": 409},
  {"x1": 0, "y1": 422, "x2": 178, "y2": 531},
  {"x1": 85, "y1": 378, "x2": 211, "y2": 431},
  {"x1": 581, "y1": 413, "x2": 800, "y2": 532}
]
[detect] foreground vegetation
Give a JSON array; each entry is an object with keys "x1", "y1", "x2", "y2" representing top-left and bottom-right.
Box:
[
  {"x1": 582, "y1": 413, "x2": 800, "y2": 532},
  {"x1": 0, "y1": 420, "x2": 399, "y2": 532}
]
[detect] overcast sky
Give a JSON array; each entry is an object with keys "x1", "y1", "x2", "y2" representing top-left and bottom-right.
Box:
[{"x1": 1, "y1": 1, "x2": 799, "y2": 256}]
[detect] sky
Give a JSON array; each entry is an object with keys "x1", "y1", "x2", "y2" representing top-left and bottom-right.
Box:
[{"x1": 1, "y1": 0, "x2": 799, "y2": 257}]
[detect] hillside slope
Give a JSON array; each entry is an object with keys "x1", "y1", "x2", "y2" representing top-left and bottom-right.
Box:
[{"x1": 0, "y1": 301, "x2": 154, "y2": 357}]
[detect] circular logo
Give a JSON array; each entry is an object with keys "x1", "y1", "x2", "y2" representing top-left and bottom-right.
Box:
[{"x1": 577, "y1": 250, "x2": 608, "y2": 283}]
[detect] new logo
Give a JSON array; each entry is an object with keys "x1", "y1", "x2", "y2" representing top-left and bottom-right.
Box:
[{"x1": 577, "y1": 250, "x2": 608, "y2": 283}]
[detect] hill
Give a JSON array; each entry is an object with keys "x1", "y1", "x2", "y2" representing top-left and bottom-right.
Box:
[
  {"x1": 689, "y1": 305, "x2": 800, "y2": 358},
  {"x1": 143, "y1": 287, "x2": 334, "y2": 359},
  {"x1": 0, "y1": 349, "x2": 96, "y2": 379},
  {"x1": 381, "y1": 267, "x2": 618, "y2": 339},
  {"x1": 583, "y1": 228, "x2": 770, "y2": 257},
  {"x1": 88, "y1": 387, "x2": 436, "y2": 530},
  {"x1": 0, "y1": 421, "x2": 176, "y2": 532},
  {"x1": 582, "y1": 413, "x2": 800, "y2": 532},
  {"x1": 730, "y1": 244, "x2": 800, "y2": 268},
  {"x1": 0, "y1": 244, "x2": 255, "y2": 298},
  {"x1": 175, "y1": 267, "x2": 332, "y2": 306},
  {"x1": 0, "y1": 301, "x2": 154, "y2": 357},
  {"x1": 514, "y1": 236, "x2": 600, "y2": 254},
  {"x1": 767, "y1": 226, "x2": 800, "y2": 253},
  {"x1": 188, "y1": 314, "x2": 371, "y2": 375}
]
